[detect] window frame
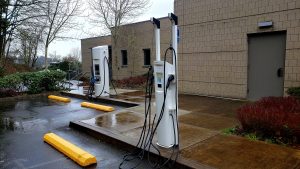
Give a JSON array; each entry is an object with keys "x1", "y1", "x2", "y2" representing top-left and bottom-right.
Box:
[{"x1": 143, "y1": 48, "x2": 151, "y2": 66}]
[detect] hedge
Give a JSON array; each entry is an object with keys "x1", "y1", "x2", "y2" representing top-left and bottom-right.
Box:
[
  {"x1": 237, "y1": 97, "x2": 300, "y2": 144},
  {"x1": 0, "y1": 70, "x2": 66, "y2": 94}
]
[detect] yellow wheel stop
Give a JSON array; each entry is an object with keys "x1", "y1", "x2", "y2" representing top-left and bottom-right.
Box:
[
  {"x1": 81, "y1": 102, "x2": 114, "y2": 112},
  {"x1": 48, "y1": 95, "x2": 71, "y2": 103},
  {"x1": 43, "y1": 133, "x2": 97, "y2": 167}
]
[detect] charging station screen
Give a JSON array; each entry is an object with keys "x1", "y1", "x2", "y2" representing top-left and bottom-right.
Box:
[
  {"x1": 95, "y1": 64, "x2": 100, "y2": 75},
  {"x1": 157, "y1": 73, "x2": 163, "y2": 88}
]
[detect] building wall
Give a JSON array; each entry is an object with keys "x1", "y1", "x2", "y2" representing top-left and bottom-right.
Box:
[
  {"x1": 111, "y1": 17, "x2": 172, "y2": 80},
  {"x1": 175, "y1": 0, "x2": 300, "y2": 98},
  {"x1": 81, "y1": 36, "x2": 111, "y2": 74}
]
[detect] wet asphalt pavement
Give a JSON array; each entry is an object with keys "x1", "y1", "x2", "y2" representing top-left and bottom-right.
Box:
[{"x1": 0, "y1": 96, "x2": 153, "y2": 169}]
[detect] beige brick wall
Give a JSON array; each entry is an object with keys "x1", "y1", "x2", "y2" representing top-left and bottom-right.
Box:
[
  {"x1": 81, "y1": 18, "x2": 172, "y2": 80},
  {"x1": 175, "y1": 0, "x2": 300, "y2": 99},
  {"x1": 112, "y1": 17, "x2": 172, "y2": 80},
  {"x1": 81, "y1": 36, "x2": 111, "y2": 74}
]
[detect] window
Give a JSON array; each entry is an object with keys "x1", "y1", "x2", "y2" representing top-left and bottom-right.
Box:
[
  {"x1": 143, "y1": 49, "x2": 151, "y2": 66},
  {"x1": 121, "y1": 50, "x2": 128, "y2": 66}
]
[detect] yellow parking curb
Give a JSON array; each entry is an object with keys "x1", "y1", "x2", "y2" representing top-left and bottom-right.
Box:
[
  {"x1": 48, "y1": 95, "x2": 71, "y2": 103},
  {"x1": 43, "y1": 133, "x2": 97, "y2": 167},
  {"x1": 81, "y1": 102, "x2": 114, "y2": 112}
]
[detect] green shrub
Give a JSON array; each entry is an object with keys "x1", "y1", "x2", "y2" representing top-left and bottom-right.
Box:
[
  {"x1": 0, "y1": 73, "x2": 22, "y2": 90},
  {"x1": 22, "y1": 71, "x2": 44, "y2": 94},
  {"x1": 0, "y1": 70, "x2": 66, "y2": 94},
  {"x1": 287, "y1": 87, "x2": 300, "y2": 97},
  {"x1": 41, "y1": 70, "x2": 66, "y2": 91}
]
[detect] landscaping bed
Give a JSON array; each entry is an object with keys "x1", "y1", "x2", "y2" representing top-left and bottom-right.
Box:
[
  {"x1": 224, "y1": 96, "x2": 300, "y2": 148},
  {"x1": 114, "y1": 75, "x2": 147, "y2": 90}
]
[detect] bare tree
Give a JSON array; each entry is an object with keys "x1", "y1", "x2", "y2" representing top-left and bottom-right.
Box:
[
  {"x1": 18, "y1": 29, "x2": 35, "y2": 66},
  {"x1": 0, "y1": 0, "x2": 43, "y2": 65},
  {"x1": 16, "y1": 24, "x2": 44, "y2": 67},
  {"x1": 89, "y1": 0, "x2": 149, "y2": 68},
  {"x1": 41, "y1": 0, "x2": 80, "y2": 69}
]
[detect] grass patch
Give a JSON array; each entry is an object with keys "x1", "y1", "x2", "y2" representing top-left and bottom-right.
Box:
[
  {"x1": 222, "y1": 127, "x2": 236, "y2": 135},
  {"x1": 223, "y1": 126, "x2": 295, "y2": 146}
]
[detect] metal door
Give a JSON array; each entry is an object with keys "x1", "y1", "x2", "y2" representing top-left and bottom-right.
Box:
[{"x1": 248, "y1": 32, "x2": 286, "y2": 100}]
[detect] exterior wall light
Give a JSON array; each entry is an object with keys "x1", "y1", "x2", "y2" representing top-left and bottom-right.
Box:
[{"x1": 258, "y1": 21, "x2": 273, "y2": 28}]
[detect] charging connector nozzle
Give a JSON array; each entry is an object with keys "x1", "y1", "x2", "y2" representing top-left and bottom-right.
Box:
[{"x1": 166, "y1": 75, "x2": 175, "y2": 89}]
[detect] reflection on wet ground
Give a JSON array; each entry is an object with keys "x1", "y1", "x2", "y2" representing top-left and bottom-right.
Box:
[
  {"x1": 82, "y1": 111, "x2": 145, "y2": 132},
  {"x1": 0, "y1": 97, "x2": 57, "y2": 112},
  {"x1": 0, "y1": 117, "x2": 15, "y2": 131},
  {"x1": 0, "y1": 95, "x2": 157, "y2": 169},
  {"x1": 0, "y1": 97, "x2": 57, "y2": 133},
  {"x1": 96, "y1": 112, "x2": 141, "y2": 127}
]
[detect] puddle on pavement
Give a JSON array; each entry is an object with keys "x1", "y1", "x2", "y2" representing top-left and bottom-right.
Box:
[
  {"x1": 95, "y1": 112, "x2": 142, "y2": 128},
  {"x1": 0, "y1": 114, "x2": 49, "y2": 133},
  {"x1": 81, "y1": 111, "x2": 145, "y2": 132},
  {"x1": 0, "y1": 97, "x2": 58, "y2": 112},
  {"x1": 0, "y1": 117, "x2": 16, "y2": 131},
  {"x1": 0, "y1": 96, "x2": 57, "y2": 133}
]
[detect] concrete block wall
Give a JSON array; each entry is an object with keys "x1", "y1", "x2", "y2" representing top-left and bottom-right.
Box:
[
  {"x1": 112, "y1": 17, "x2": 172, "y2": 80},
  {"x1": 81, "y1": 36, "x2": 111, "y2": 75},
  {"x1": 175, "y1": 0, "x2": 300, "y2": 98}
]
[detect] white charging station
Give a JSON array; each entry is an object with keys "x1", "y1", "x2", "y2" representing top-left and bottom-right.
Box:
[
  {"x1": 119, "y1": 14, "x2": 180, "y2": 168},
  {"x1": 151, "y1": 13, "x2": 179, "y2": 148},
  {"x1": 92, "y1": 46, "x2": 110, "y2": 97}
]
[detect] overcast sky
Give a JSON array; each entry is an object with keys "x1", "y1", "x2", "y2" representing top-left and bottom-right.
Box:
[{"x1": 48, "y1": 0, "x2": 174, "y2": 58}]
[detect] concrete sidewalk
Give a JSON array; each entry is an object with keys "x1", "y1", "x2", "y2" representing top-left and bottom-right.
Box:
[{"x1": 69, "y1": 90, "x2": 300, "y2": 169}]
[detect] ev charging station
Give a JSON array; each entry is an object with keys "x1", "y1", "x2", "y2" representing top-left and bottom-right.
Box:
[
  {"x1": 91, "y1": 46, "x2": 110, "y2": 97},
  {"x1": 120, "y1": 13, "x2": 180, "y2": 168},
  {"x1": 151, "y1": 13, "x2": 179, "y2": 148}
]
